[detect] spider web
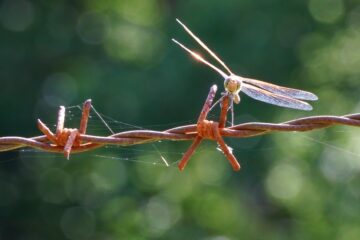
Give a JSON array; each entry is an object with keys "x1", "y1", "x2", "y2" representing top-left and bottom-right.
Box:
[
  {"x1": 81, "y1": 104, "x2": 360, "y2": 169},
  {"x1": 1, "y1": 103, "x2": 359, "y2": 173},
  {"x1": 15, "y1": 103, "x2": 198, "y2": 168}
]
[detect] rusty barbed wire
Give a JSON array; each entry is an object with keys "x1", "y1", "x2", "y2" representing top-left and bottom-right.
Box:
[{"x1": 0, "y1": 85, "x2": 359, "y2": 171}]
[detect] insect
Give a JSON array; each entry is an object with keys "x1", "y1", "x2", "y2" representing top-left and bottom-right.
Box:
[{"x1": 172, "y1": 19, "x2": 318, "y2": 125}]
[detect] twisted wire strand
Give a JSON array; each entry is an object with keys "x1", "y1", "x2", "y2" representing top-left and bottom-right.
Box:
[
  {"x1": 0, "y1": 113, "x2": 359, "y2": 154},
  {"x1": 0, "y1": 83, "x2": 359, "y2": 159}
]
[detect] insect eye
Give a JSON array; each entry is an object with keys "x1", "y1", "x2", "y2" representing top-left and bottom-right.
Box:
[{"x1": 237, "y1": 81, "x2": 241, "y2": 90}]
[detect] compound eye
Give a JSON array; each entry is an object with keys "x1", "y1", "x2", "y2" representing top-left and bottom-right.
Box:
[
  {"x1": 237, "y1": 81, "x2": 241, "y2": 91},
  {"x1": 224, "y1": 78, "x2": 230, "y2": 88},
  {"x1": 224, "y1": 77, "x2": 230, "y2": 84}
]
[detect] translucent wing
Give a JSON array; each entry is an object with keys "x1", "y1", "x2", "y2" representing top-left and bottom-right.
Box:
[
  {"x1": 176, "y1": 19, "x2": 233, "y2": 75},
  {"x1": 241, "y1": 83, "x2": 313, "y2": 111},
  {"x1": 242, "y1": 78, "x2": 318, "y2": 101}
]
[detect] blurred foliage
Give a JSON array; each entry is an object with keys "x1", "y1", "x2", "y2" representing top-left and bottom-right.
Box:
[{"x1": 0, "y1": 0, "x2": 360, "y2": 239}]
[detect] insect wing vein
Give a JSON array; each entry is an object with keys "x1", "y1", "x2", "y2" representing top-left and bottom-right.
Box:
[
  {"x1": 241, "y1": 83, "x2": 313, "y2": 111},
  {"x1": 242, "y1": 78, "x2": 318, "y2": 101}
]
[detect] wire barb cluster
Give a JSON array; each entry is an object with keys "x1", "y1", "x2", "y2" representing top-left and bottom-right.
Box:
[{"x1": 0, "y1": 85, "x2": 359, "y2": 171}]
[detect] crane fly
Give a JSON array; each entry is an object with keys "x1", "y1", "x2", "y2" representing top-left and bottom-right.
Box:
[{"x1": 172, "y1": 19, "x2": 318, "y2": 124}]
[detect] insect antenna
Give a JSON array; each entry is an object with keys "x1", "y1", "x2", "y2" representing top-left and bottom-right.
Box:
[
  {"x1": 176, "y1": 18, "x2": 233, "y2": 75},
  {"x1": 172, "y1": 38, "x2": 228, "y2": 79}
]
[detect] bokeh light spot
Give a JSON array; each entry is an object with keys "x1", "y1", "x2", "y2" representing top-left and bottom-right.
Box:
[
  {"x1": 91, "y1": 159, "x2": 127, "y2": 191},
  {"x1": 308, "y1": 0, "x2": 344, "y2": 24},
  {"x1": 60, "y1": 207, "x2": 96, "y2": 240},
  {"x1": 337, "y1": 225, "x2": 360, "y2": 240},
  {"x1": 37, "y1": 168, "x2": 72, "y2": 204},
  {"x1": 194, "y1": 192, "x2": 240, "y2": 231},
  {"x1": 194, "y1": 150, "x2": 230, "y2": 186},
  {"x1": 0, "y1": 0, "x2": 34, "y2": 32},
  {"x1": 205, "y1": 237, "x2": 231, "y2": 240},
  {"x1": 320, "y1": 148, "x2": 356, "y2": 183},
  {"x1": 144, "y1": 196, "x2": 181, "y2": 237},
  {"x1": 104, "y1": 23, "x2": 163, "y2": 65},
  {"x1": 42, "y1": 72, "x2": 78, "y2": 107},
  {"x1": 266, "y1": 163, "x2": 304, "y2": 200},
  {"x1": 67, "y1": 171, "x2": 108, "y2": 207},
  {"x1": 77, "y1": 12, "x2": 110, "y2": 45},
  {"x1": 115, "y1": 0, "x2": 162, "y2": 27},
  {"x1": 348, "y1": 7, "x2": 360, "y2": 30},
  {"x1": 160, "y1": 172, "x2": 196, "y2": 202}
]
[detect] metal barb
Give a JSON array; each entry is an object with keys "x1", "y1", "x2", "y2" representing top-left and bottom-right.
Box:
[{"x1": 0, "y1": 88, "x2": 359, "y2": 171}]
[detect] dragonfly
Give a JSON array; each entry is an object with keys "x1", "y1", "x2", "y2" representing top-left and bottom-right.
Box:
[{"x1": 172, "y1": 19, "x2": 318, "y2": 125}]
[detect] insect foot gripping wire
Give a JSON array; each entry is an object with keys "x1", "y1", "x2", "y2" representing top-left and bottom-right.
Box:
[
  {"x1": 178, "y1": 85, "x2": 241, "y2": 171},
  {"x1": 37, "y1": 99, "x2": 92, "y2": 159}
]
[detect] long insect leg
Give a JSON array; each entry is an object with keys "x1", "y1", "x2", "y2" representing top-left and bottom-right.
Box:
[
  {"x1": 229, "y1": 97, "x2": 235, "y2": 126},
  {"x1": 209, "y1": 94, "x2": 226, "y2": 112}
]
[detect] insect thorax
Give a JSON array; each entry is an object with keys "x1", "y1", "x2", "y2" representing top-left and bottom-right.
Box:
[
  {"x1": 224, "y1": 76, "x2": 241, "y2": 94},
  {"x1": 224, "y1": 76, "x2": 242, "y2": 104}
]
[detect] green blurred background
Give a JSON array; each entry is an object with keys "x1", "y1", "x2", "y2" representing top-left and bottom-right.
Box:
[{"x1": 1, "y1": 0, "x2": 360, "y2": 239}]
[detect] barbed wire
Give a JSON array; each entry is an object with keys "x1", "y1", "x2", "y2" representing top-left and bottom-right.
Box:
[{"x1": 1, "y1": 85, "x2": 359, "y2": 171}]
